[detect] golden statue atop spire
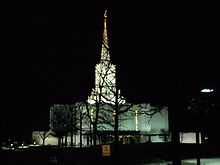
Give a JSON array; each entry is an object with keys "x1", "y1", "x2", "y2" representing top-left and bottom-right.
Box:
[
  {"x1": 104, "y1": 10, "x2": 107, "y2": 29},
  {"x1": 104, "y1": 10, "x2": 107, "y2": 18},
  {"x1": 101, "y1": 10, "x2": 110, "y2": 62}
]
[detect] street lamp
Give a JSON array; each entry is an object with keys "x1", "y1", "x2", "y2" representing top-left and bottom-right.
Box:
[{"x1": 196, "y1": 88, "x2": 214, "y2": 165}]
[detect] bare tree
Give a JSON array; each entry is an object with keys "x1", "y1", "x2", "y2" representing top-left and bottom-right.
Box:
[
  {"x1": 86, "y1": 60, "x2": 117, "y2": 146},
  {"x1": 86, "y1": 60, "x2": 135, "y2": 148},
  {"x1": 159, "y1": 128, "x2": 170, "y2": 143},
  {"x1": 85, "y1": 97, "x2": 104, "y2": 146},
  {"x1": 100, "y1": 90, "x2": 134, "y2": 147},
  {"x1": 50, "y1": 103, "x2": 87, "y2": 148},
  {"x1": 135, "y1": 103, "x2": 166, "y2": 142},
  {"x1": 73, "y1": 102, "x2": 88, "y2": 148},
  {"x1": 50, "y1": 104, "x2": 69, "y2": 148},
  {"x1": 39, "y1": 131, "x2": 50, "y2": 146},
  {"x1": 137, "y1": 104, "x2": 164, "y2": 120},
  {"x1": 64, "y1": 104, "x2": 79, "y2": 148}
]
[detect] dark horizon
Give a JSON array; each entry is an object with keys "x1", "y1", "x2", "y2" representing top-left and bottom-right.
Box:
[{"x1": 2, "y1": 1, "x2": 220, "y2": 138}]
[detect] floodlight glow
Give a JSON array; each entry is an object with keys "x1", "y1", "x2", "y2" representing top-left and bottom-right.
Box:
[
  {"x1": 201, "y1": 88, "x2": 214, "y2": 93},
  {"x1": 146, "y1": 124, "x2": 151, "y2": 133}
]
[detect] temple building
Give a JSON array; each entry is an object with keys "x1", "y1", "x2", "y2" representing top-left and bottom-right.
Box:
[{"x1": 32, "y1": 11, "x2": 169, "y2": 146}]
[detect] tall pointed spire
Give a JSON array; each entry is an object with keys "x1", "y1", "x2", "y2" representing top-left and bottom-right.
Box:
[
  {"x1": 101, "y1": 10, "x2": 110, "y2": 62},
  {"x1": 88, "y1": 10, "x2": 126, "y2": 105}
]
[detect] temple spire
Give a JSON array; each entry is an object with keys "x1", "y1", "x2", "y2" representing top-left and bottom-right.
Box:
[{"x1": 101, "y1": 10, "x2": 110, "y2": 62}]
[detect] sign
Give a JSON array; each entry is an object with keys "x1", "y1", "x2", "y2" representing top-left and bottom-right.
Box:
[{"x1": 102, "y1": 145, "x2": 111, "y2": 156}]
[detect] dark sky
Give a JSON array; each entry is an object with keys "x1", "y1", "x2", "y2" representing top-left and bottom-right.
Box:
[{"x1": 2, "y1": 1, "x2": 220, "y2": 137}]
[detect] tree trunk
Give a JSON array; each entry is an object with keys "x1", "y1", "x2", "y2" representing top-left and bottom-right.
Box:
[
  {"x1": 42, "y1": 138, "x2": 45, "y2": 146},
  {"x1": 169, "y1": 89, "x2": 181, "y2": 165},
  {"x1": 65, "y1": 135, "x2": 68, "y2": 148},
  {"x1": 70, "y1": 131, "x2": 73, "y2": 148},
  {"x1": 61, "y1": 136, "x2": 64, "y2": 148},
  {"x1": 93, "y1": 102, "x2": 99, "y2": 147},
  {"x1": 87, "y1": 134, "x2": 89, "y2": 146},
  {"x1": 172, "y1": 130, "x2": 181, "y2": 165},
  {"x1": 170, "y1": 98, "x2": 181, "y2": 165},
  {"x1": 93, "y1": 125, "x2": 97, "y2": 146},
  {"x1": 80, "y1": 112, "x2": 83, "y2": 148},
  {"x1": 164, "y1": 134, "x2": 168, "y2": 143},
  {"x1": 114, "y1": 87, "x2": 119, "y2": 161},
  {"x1": 89, "y1": 124, "x2": 93, "y2": 146},
  {"x1": 114, "y1": 112, "x2": 119, "y2": 149},
  {"x1": 58, "y1": 136, "x2": 61, "y2": 148},
  {"x1": 148, "y1": 135, "x2": 151, "y2": 143},
  {"x1": 196, "y1": 131, "x2": 201, "y2": 165}
]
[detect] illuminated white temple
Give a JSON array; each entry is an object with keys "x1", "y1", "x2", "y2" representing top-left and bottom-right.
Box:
[
  {"x1": 88, "y1": 10, "x2": 125, "y2": 105},
  {"x1": 32, "y1": 10, "x2": 169, "y2": 146}
]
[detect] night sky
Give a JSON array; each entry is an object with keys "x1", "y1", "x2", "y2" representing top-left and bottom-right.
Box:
[{"x1": 2, "y1": 1, "x2": 220, "y2": 138}]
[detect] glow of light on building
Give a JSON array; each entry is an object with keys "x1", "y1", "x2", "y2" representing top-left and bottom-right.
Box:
[
  {"x1": 179, "y1": 132, "x2": 202, "y2": 144},
  {"x1": 146, "y1": 123, "x2": 151, "y2": 133},
  {"x1": 201, "y1": 88, "x2": 214, "y2": 93},
  {"x1": 90, "y1": 109, "x2": 94, "y2": 121},
  {"x1": 134, "y1": 110, "x2": 138, "y2": 131},
  {"x1": 112, "y1": 110, "x2": 116, "y2": 120}
]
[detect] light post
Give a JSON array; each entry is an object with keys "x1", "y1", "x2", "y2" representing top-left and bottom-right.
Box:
[
  {"x1": 200, "y1": 87, "x2": 214, "y2": 135},
  {"x1": 200, "y1": 88, "x2": 214, "y2": 116},
  {"x1": 196, "y1": 88, "x2": 214, "y2": 165}
]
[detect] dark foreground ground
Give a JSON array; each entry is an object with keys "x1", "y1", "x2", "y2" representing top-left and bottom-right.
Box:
[{"x1": 1, "y1": 143, "x2": 220, "y2": 165}]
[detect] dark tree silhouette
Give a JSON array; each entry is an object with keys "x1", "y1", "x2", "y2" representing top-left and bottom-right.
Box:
[
  {"x1": 38, "y1": 131, "x2": 50, "y2": 146},
  {"x1": 50, "y1": 104, "x2": 70, "y2": 148}
]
